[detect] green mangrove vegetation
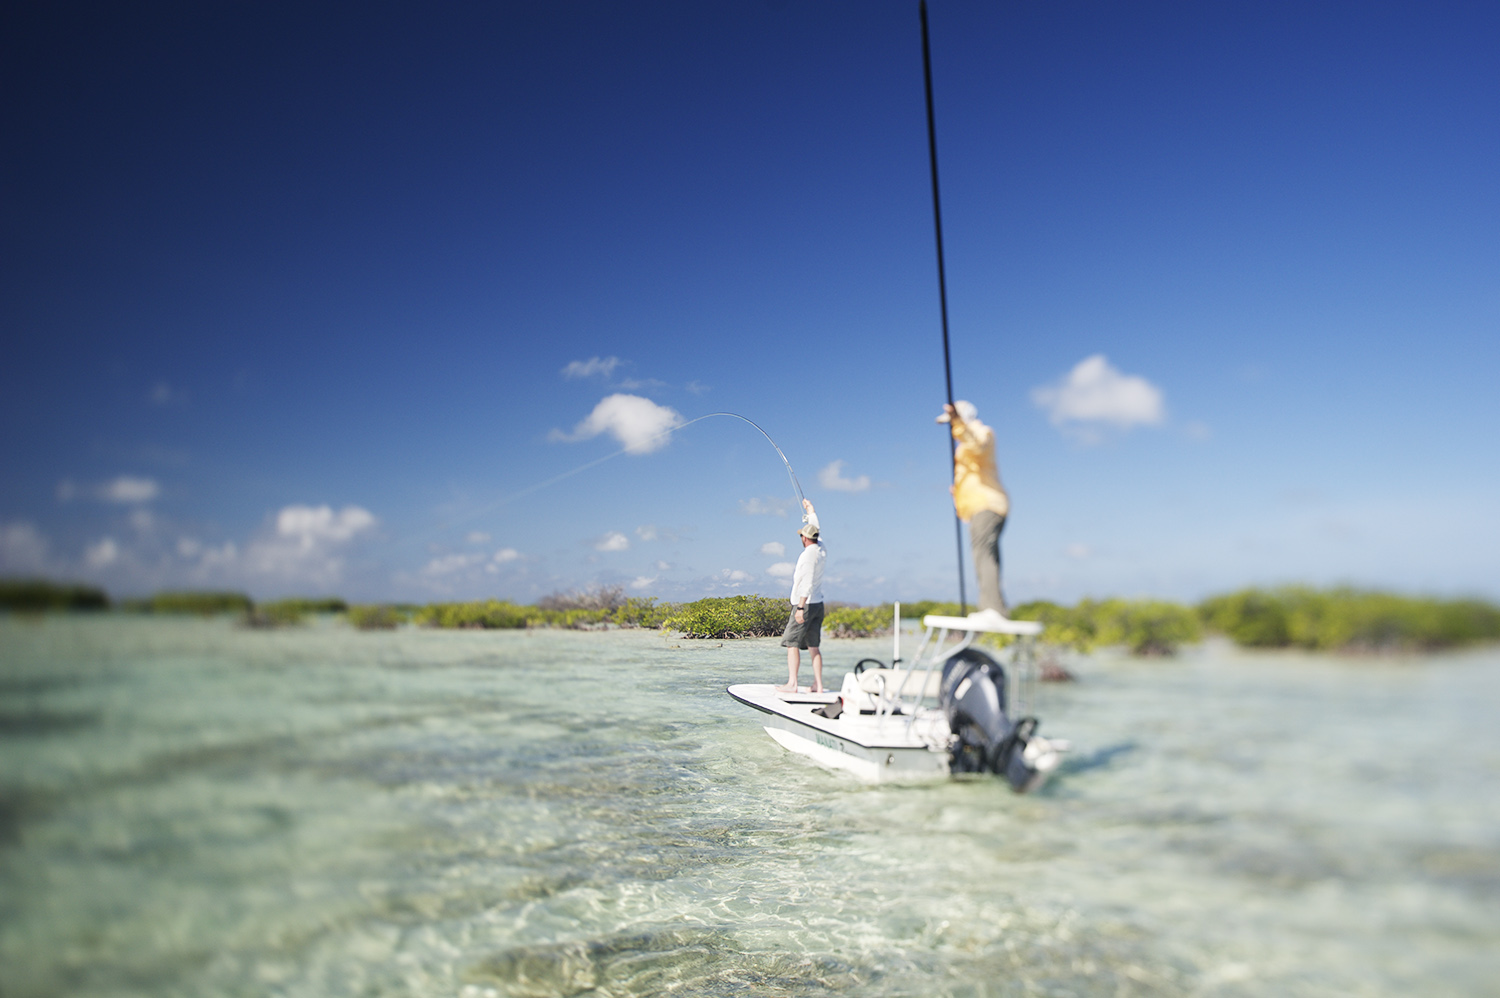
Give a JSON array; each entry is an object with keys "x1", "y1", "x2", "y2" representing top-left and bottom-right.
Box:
[
  {"x1": 119, "y1": 591, "x2": 255, "y2": 615},
  {"x1": 414, "y1": 588, "x2": 671, "y2": 631},
  {"x1": 244, "y1": 596, "x2": 351, "y2": 628},
  {"x1": 347, "y1": 604, "x2": 405, "y2": 631},
  {"x1": 1198, "y1": 586, "x2": 1500, "y2": 652},
  {"x1": 663, "y1": 595, "x2": 789, "y2": 638},
  {"x1": 0, "y1": 579, "x2": 109, "y2": 611},
  {"x1": 7, "y1": 576, "x2": 1499, "y2": 655}
]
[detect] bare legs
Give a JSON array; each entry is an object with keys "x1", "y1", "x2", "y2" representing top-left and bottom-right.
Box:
[{"x1": 777, "y1": 645, "x2": 824, "y2": 693}]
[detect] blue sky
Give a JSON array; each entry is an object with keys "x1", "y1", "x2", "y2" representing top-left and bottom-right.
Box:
[{"x1": 3, "y1": 1, "x2": 1497, "y2": 605}]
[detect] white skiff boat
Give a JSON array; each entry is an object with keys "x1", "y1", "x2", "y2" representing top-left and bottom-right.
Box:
[{"x1": 728, "y1": 606, "x2": 1068, "y2": 790}]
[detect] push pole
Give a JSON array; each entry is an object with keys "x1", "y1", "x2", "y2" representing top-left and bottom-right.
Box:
[{"x1": 919, "y1": 0, "x2": 967, "y2": 616}]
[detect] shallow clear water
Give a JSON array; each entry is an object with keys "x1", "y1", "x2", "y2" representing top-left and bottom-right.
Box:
[{"x1": 1, "y1": 616, "x2": 1497, "y2": 997}]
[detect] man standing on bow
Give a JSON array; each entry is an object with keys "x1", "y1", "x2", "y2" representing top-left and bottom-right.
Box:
[
  {"x1": 776, "y1": 498, "x2": 826, "y2": 693},
  {"x1": 938, "y1": 401, "x2": 1010, "y2": 621}
]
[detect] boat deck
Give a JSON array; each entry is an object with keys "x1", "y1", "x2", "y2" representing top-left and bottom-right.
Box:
[{"x1": 727, "y1": 683, "x2": 952, "y2": 782}]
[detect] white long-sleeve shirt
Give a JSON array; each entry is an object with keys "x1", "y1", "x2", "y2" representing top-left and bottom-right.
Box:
[{"x1": 789, "y1": 525, "x2": 826, "y2": 607}]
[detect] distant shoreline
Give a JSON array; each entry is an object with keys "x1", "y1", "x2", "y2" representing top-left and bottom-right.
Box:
[{"x1": 4, "y1": 579, "x2": 1498, "y2": 657}]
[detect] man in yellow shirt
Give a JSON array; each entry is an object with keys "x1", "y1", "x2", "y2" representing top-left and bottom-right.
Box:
[{"x1": 937, "y1": 400, "x2": 1010, "y2": 619}]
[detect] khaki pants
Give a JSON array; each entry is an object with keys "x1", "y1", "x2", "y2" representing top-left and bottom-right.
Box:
[{"x1": 969, "y1": 510, "x2": 1007, "y2": 614}]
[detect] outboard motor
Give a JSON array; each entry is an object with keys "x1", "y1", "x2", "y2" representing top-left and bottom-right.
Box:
[{"x1": 939, "y1": 647, "x2": 1050, "y2": 793}]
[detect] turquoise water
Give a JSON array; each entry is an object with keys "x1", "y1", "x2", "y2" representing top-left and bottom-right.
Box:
[{"x1": 1, "y1": 616, "x2": 1497, "y2": 997}]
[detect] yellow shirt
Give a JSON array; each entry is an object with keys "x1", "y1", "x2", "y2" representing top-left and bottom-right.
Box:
[{"x1": 950, "y1": 418, "x2": 1009, "y2": 521}]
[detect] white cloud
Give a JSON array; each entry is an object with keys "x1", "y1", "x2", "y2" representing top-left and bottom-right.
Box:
[
  {"x1": 128, "y1": 509, "x2": 154, "y2": 533},
  {"x1": 1031, "y1": 355, "x2": 1165, "y2": 435},
  {"x1": 761, "y1": 541, "x2": 785, "y2": 556},
  {"x1": 194, "y1": 541, "x2": 237, "y2": 568},
  {"x1": 767, "y1": 562, "x2": 795, "y2": 578},
  {"x1": 0, "y1": 521, "x2": 51, "y2": 573},
  {"x1": 561, "y1": 356, "x2": 622, "y2": 380},
  {"x1": 551, "y1": 394, "x2": 684, "y2": 454},
  {"x1": 685, "y1": 380, "x2": 709, "y2": 395},
  {"x1": 466, "y1": 531, "x2": 491, "y2": 544},
  {"x1": 636, "y1": 525, "x2": 658, "y2": 541},
  {"x1": 1184, "y1": 420, "x2": 1212, "y2": 441},
  {"x1": 722, "y1": 569, "x2": 751, "y2": 583},
  {"x1": 100, "y1": 476, "x2": 160, "y2": 503},
  {"x1": 818, "y1": 459, "x2": 871, "y2": 493},
  {"x1": 86, "y1": 537, "x2": 119, "y2": 568},
  {"x1": 739, "y1": 497, "x2": 792, "y2": 517},
  {"x1": 276, "y1": 505, "x2": 376, "y2": 547},
  {"x1": 629, "y1": 575, "x2": 657, "y2": 590},
  {"x1": 177, "y1": 537, "x2": 202, "y2": 558},
  {"x1": 594, "y1": 531, "x2": 630, "y2": 552},
  {"x1": 493, "y1": 547, "x2": 520, "y2": 563},
  {"x1": 422, "y1": 553, "x2": 480, "y2": 576},
  {"x1": 1065, "y1": 543, "x2": 1091, "y2": 560},
  {"x1": 655, "y1": 560, "x2": 672, "y2": 571},
  {"x1": 240, "y1": 504, "x2": 377, "y2": 585}
]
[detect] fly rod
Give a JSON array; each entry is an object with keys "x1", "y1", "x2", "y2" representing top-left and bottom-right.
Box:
[{"x1": 920, "y1": 0, "x2": 968, "y2": 615}]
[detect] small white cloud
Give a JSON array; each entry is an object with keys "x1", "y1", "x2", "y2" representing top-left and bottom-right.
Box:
[
  {"x1": 629, "y1": 575, "x2": 657, "y2": 590},
  {"x1": 739, "y1": 497, "x2": 792, "y2": 517},
  {"x1": 276, "y1": 505, "x2": 376, "y2": 546},
  {"x1": 767, "y1": 562, "x2": 795, "y2": 578},
  {"x1": 1184, "y1": 420, "x2": 1212, "y2": 441},
  {"x1": 562, "y1": 356, "x2": 622, "y2": 380},
  {"x1": 594, "y1": 531, "x2": 630, "y2": 552},
  {"x1": 655, "y1": 560, "x2": 672, "y2": 571},
  {"x1": 761, "y1": 541, "x2": 785, "y2": 557},
  {"x1": 422, "y1": 553, "x2": 479, "y2": 576},
  {"x1": 128, "y1": 509, "x2": 154, "y2": 533},
  {"x1": 721, "y1": 569, "x2": 751, "y2": 583},
  {"x1": 551, "y1": 394, "x2": 684, "y2": 454},
  {"x1": 177, "y1": 537, "x2": 202, "y2": 558},
  {"x1": 685, "y1": 380, "x2": 709, "y2": 395},
  {"x1": 86, "y1": 537, "x2": 119, "y2": 568},
  {"x1": 0, "y1": 521, "x2": 51, "y2": 573},
  {"x1": 493, "y1": 547, "x2": 520, "y2": 563},
  {"x1": 818, "y1": 459, "x2": 871, "y2": 493},
  {"x1": 466, "y1": 531, "x2": 492, "y2": 544},
  {"x1": 238, "y1": 504, "x2": 376, "y2": 585},
  {"x1": 1065, "y1": 543, "x2": 1091, "y2": 560},
  {"x1": 1031, "y1": 354, "x2": 1165, "y2": 434},
  {"x1": 636, "y1": 525, "x2": 658, "y2": 541},
  {"x1": 100, "y1": 476, "x2": 160, "y2": 504},
  {"x1": 199, "y1": 541, "x2": 237, "y2": 567}
]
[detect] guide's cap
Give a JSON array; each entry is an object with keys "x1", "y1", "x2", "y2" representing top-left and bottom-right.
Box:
[
  {"x1": 799, "y1": 522, "x2": 820, "y2": 540},
  {"x1": 937, "y1": 400, "x2": 979, "y2": 424}
]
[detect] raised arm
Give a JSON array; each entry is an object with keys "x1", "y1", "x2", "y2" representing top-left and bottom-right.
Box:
[{"x1": 802, "y1": 498, "x2": 820, "y2": 533}]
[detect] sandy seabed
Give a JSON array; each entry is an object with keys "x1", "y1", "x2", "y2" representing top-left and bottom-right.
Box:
[{"x1": 2, "y1": 616, "x2": 1498, "y2": 997}]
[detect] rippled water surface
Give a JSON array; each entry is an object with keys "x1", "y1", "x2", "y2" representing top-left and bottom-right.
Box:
[{"x1": 2, "y1": 616, "x2": 1498, "y2": 996}]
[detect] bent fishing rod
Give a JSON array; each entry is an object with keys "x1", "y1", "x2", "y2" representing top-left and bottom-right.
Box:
[
  {"x1": 424, "y1": 411, "x2": 808, "y2": 540},
  {"x1": 920, "y1": 0, "x2": 969, "y2": 615}
]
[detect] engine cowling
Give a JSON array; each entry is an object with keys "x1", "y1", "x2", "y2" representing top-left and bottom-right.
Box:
[{"x1": 939, "y1": 647, "x2": 1048, "y2": 793}]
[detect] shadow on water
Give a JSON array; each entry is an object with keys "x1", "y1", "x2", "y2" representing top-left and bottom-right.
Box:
[
  {"x1": 1053, "y1": 741, "x2": 1138, "y2": 777},
  {"x1": 0, "y1": 709, "x2": 101, "y2": 738}
]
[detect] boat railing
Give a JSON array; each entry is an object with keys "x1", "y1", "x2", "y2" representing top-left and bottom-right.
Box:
[{"x1": 882, "y1": 613, "x2": 1044, "y2": 733}]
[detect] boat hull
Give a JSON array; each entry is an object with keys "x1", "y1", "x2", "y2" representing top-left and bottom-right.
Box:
[{"x1": 727, "y1": 684, "x2": 951, "y2": 783}]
